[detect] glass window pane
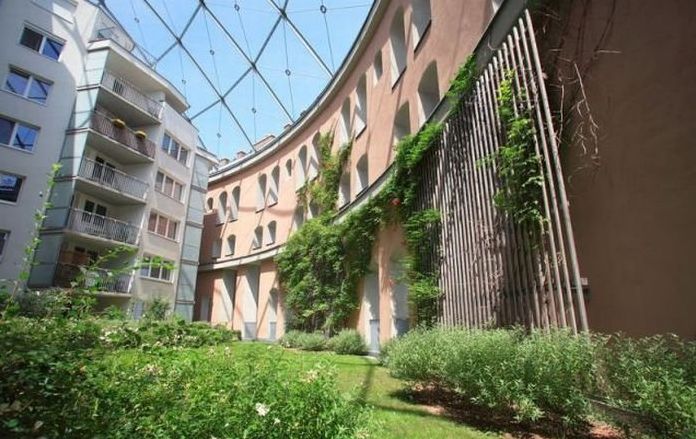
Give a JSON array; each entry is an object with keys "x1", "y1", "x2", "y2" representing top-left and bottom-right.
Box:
[
  {"x1": 0, "y1": 231, "x2": 7, "y2": 256},
  {"x1": 164, "y1": 177, "x2": 173, "y2": 196},
  {"x1": 179, "y1": 148, "x2": 188, "y2": 165},
  {"x1": 167, "y1": 221, "x2": 177, "y2": 240},
  {"x1": 148, "y1": 213, "x2": 157, "y2": 232},
  {"x1": 150, "y1": 265, "x2": 161, "y2": 279},
  {"x1": 5, "y1": 70, "x2": 29, "y2": 95},
  {"x1": 0, "y1": 118, "x2": 14, "y2": 144},
  {"x1": 13, "y1": 124, "x2": 38, "y2": 151},
  {"x1": 28, "y1": 78, "x2": 51, "y2": 103},
  {"x1": 20, "y1": 28, "x2": 43, "y2": 51},
  {"x1": 42, "y1": 38, "x2": 64, "y2": 60},
  {"x1": 161, "y1": 133, "x2": 170, "y2": 153},
  {"x1": 155, "y1": 172, "x2": 164, "y2": 191},
  {"x1": 0, "y1": 173, "x2": 22, "y2": 203},
  {"x1": 170, "y1": 141, "x2": 179, "y2": 158},
  {"x1": 174, "y1": 183, "x2": 183, "y2": 200},
  {"x1": 157, "y1": 216, "x2": 167, "y2": 236}
]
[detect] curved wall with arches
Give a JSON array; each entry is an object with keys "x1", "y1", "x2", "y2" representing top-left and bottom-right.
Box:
[{"x1": 195, "y1": 0, "x2": 499, "y2": 343}]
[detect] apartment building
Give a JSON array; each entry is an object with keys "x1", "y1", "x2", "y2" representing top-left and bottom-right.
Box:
[
  {"x1": 195, "y1": 0, "x2": 696, "y2": 345},
  {"x1": 0, "y1": 0, "x2": 215, "y2": 318}
]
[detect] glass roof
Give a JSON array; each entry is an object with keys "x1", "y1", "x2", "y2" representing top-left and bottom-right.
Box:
[{"x1": 98, "y1": 0, "x2": 374, "y2": 158}]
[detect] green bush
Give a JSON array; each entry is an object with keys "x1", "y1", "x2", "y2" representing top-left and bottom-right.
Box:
[
  {"x1": 279, "y1": 329, "x2": 305, "y2": 348},
  {"x1": 327, "y1": 329, "x2": 367, "y2": 355},
  {"x1": 100, "y1": 319, "x2": 239, "y2": 350},
  {"x1": 9, "y1": 289, "x2": 95, "y2": 319},
  {"x1": 386, "y1": 327, "x2": 597, "y2": 428},
  {"x1": 142, "y1": 298, "x2": 170, "y2": 320},
  {"x1": 599, "y1": 334, "x2": 696, "y2": 438},
  {"x1": 297, "y1": 331, "x2": 327, "y2": 351}
]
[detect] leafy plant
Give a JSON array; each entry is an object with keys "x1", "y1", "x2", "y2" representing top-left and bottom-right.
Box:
[
  {"x1": 143, "y1": 297, "x2": 170, "y2": 321},
  {"x1": 296, "y1": 331, "x2": 328, "y2": 351},
  {"x1": 327, "y1": 329, "x2": 367, "y2": 355}
]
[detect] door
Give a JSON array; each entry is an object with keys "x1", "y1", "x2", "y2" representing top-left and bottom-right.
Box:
[
  {"x1": 268, "y1": 289, "x2": 278, "y2": 341},
  {"x1": 364, "y1": 270, "x2": 380, "y2": 354},
  {"x1": 82, "y1": 200, "x2": 107, "y2": 236},
  {"x1": 94, "y1": 156, "x2": 117, "y2": 187}
]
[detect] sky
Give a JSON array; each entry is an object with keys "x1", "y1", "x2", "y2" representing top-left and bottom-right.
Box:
[{"x1": 101, "y1": 0, "x2": 374, "y2": 159}]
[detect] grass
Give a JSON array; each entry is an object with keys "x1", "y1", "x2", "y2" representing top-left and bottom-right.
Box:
[{"x1": 232, "y1": 342, "x2": 497, "y2": 439}]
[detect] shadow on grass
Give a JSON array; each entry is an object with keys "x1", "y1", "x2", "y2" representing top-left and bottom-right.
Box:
[{"x1": 388, "y1": 386, "x2": 623, "y2": 439}]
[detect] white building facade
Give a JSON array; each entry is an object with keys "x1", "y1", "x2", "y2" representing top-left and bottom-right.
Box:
[{"x1": 0, "y1": 0, "x2": 215, "y2": 318}]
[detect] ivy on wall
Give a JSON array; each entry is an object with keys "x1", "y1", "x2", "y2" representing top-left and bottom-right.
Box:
[{"x1": 277, "y1": 55, "x2": 541, "y2": 333}]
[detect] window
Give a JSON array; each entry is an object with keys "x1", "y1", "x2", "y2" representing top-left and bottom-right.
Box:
[
  {"x1": 206, "y1": 197, "x2": 214, "y2": 211},
  {"x1": 269, "y1": 166, "x2": 280, "y2": 205},
  {"x1": 155, "y1": 171, "x2": 184, "y2": 201},
  {"x1": 292, "y1": 207, "x2": 304, "y2": 232},
  {"x1": 393, "y1": 102, "x2": 411, "y2": 145},
  {"x1": 226, "y1": 235, "x2": 236, "y2": 256},
  {"x1": 4, "y1": 68, "x2": 52, "y2": 104},
  {"x1": 252, "y1": 226, "x2": 263, "y2": 250},
  {"x1": 339, "y1": 171, "x2": 350, "y2": 207},
  {"x1": 161, "y1": 133, "x2": 189, "y2": 165},
  {"x1": 230, "y1": 186, "x2": 240, "y2": 221},
  {"x1": 389, "y1": 8, "x2": 407, "y2": 86},
  {"x1": 0, "y1": 172, "x2": 24, "y2": 203},
  {"x1": 148, "y1": 212, "x2": 179, "y2": 240},
  {"x1": 0, "y1": 116, "x2": 39, "y2": 152},
  {"x1": 285, "y1": 158, "x2": 292, "y2": 177},
  {"x1": 417, "y1": 62, "x2": 440, "y2": 125},
  {"x1": 212, "y1": 239, "x2": 222, "y2": 259},
  {"x1": 309, "y1": 134, "x2": 321, "y2": 179},
  {"x1": 266, "y1": 221, "x2": 277, "y2": 245},
  {"x1": 0, "y1": 230, "x2": 8, "y2": 258},
  {"x1": 355, "y1": 75, "x2": 367, "y2": 135},
  {"x1": 355, "y1": 154, "x2": 369, "y2": 194},
  {"x1": 257, "y1": 174, "x2": 267, "y2": 211},
  {"x1": 140, "y1": 256, "x2": 174, "y2": 282},
  {"x1": 411, "y1": 0, "x2": 432, "y2": 49},
  {"x1": 340, "y1": 98, "x2": 352, "y2": 143},
  {"x1": 373, "y1": 51, "x2": 383, "y2": 83},
  {"x1": 20, "y1": 27, "x2": 64, "y2": 60},
  {"x1": 217, "y1": 192, "x2": 228, "y2": 224},
  {"x1": 296, "y1": 145, "x2": 307, "y2": 189}
]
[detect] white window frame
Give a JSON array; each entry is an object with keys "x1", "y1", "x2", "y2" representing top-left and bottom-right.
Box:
[
  {"x1": 147, "y1": 211, "x2": 179, "y2": 241},
  {"x1": 19, "y1": 25, "x2": 65, "y2": 61},
  {"x1": 155, "y1": 170, "x2": 184, "y2": 202},
  {"x1": 3, "y1": 67, "x2": 53, "y2": 104},
  {"x1": 161, "y1": 132, "x2": 189, "y2": 166},
  {"x1": 0, "y1": 116, "x2": 39, "y2": 153},
  {"x1": 140, "y1": 255, "x2": 174, "y2": 282},
  {"x1": 0, "y1": 171, "x2": 25, "y2": 204}
]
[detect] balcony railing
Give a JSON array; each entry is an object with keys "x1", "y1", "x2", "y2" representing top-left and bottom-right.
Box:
[
  {"x1": 66, "y1": 208, "x2": 139, "y2": 245},
  {"x1": 101, "y1": 71, "x2": 163, "y2": 120},
  {"x1": 78, "y1": 158, "x2": 148, "y2": 200},
  {"x1": 90, "y1": 111, "x2": 156, "y2": 159},
  {"x1": 53, "y1": 263, "x2": 132, "y2": 294}
]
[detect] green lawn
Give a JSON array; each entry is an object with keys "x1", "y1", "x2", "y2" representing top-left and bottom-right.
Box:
[{"x1": 232, "y1": 342, "x2": 498, "y2": 439}]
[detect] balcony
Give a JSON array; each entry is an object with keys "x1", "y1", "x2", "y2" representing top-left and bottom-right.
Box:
[
  {"x1": 53, "y1": 263, "x2": 132, "y2": 295},
  {"x1": 89, "y1": 111, "x2": 156, "y2": 163},
  {"x1": 100, "y1": 71, "x2": 163, "y2": 125},
  {"x1": 66, "y1": 208, "x2": 140, "y2": 246},
  {"x1": 74, "y1": 158, "x2": 148, "y2": 204}
]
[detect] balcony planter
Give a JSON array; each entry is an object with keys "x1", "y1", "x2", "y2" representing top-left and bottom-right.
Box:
[
  {"x1": 134, "y1": 130, "x2": 147, "y2": 140},
  {"x1": 111, "y1": 118, "x2": 126, "y2": 129}
]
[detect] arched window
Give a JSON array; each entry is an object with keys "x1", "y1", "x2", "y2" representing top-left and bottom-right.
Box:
[
  {"x1": 285, "y1": 158, "x2": 292, "y2": 177},
  {"x1": 355, "y1": 154, "x2": 369, "y2": 194},
  {"x1": 308, "y1": 201, "x2": 319, "y2": 219},
  {"x1": 355, "y1": 75, "x2": 367, "y2": 135},
  {"x1": 292, "y1": 206, "x2": 304, "y2": 231},
  {"x1": 217, "y1": 192, "x2": 228, "y2": 224},
  {"x1": 296, "y1": 145, "x2": 307, "y2": 189},
  {"x1": 266, "y1": 221, "x2": 277, "y2": 245},
  {"x1": 417, "y1": 61, "x2": 440, "y2": 126},
  {"x1": 226, "y1": 235, "x2": 236, "y2": 256},
  {"x1": 212, "y1": 238, "x2": 222, "y2": 259},
  {"x1": 230, "y1": 186, "x2": 240, "y2": 221},
  {"x1": 308, "y1": 133, "x2": 320, "y2": 180},
  {"x1": 257, "y1": 174, "x2": 267, "y2": 211},
  {"x1": 253, "y1": 226, "x2": 263, "y2": 250},
  {"x1": 269, "y1": 166, "x2": 280, "y2": 205},
  {"x1": 339, "y1": 171, "x2": 351, "y2": 207},
  {"x1": 206, "y1": 197, "x2": 213, "y2": 212},
  {"x1": 411, "y1": 0, "x2": 431, "y2": 48},
  {"x1": 373, "y1": 50, "x2": 383, "y2": 83},
  {"x1": 340, "y1": 98, "x2": 352, "y2": 143},
  {"x1": 394, "y1": 102, "x2": 411, "y2": 145},
  {"x1": 389, "y1": 8, "x2": 407, "y2": 86}
]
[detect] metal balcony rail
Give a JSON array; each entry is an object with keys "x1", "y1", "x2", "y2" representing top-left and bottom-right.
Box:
[
  {"x1": 78, "y1": 158, "x2": 148, "y2": 200},
  {"x1": 101, "y1": 71, "x2": 163, "y2": 119},
  {"x1": 53, "y1": 263, "x2": 132, "y2": 294},
  {"x1": 90, "y1": 111, "x2": 156, "y2": 159},
  {"x1": 66, "y1": 208, "x2": 139, "y2": 245}
]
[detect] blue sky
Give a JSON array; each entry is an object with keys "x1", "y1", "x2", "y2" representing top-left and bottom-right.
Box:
[{"x1": 103, "y1": 0, "x2": 373, "y2": 158}]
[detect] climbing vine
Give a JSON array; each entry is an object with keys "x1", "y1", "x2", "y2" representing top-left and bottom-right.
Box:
[{"x1": 484, "y1": 71, "x2": 544, "y2": 227}]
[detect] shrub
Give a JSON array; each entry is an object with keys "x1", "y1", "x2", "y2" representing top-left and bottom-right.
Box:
[
  {"x1": 386, "y1": 327, "x2": 597, "y2": 428},
  {"x1": 297, "y1": 331, "x2": 327, "y2": 351},
  {"x1": 142, "y1": 298, "x2": 169, "y2": 321},
  {"x1": 10, "y1": 289, "x2": 96, "y2": 319},
  {"x1": 599, "y1": 334, "x2": 696, "y2": 438},
  {"x1": 100, "y1": 319, "x2": 239, "y2": 350},
  {"x1": 279, "y1": 329, "x2": 305, "y2": 348},
  {"x1": 327, "y1": 329, "x2": 367, "y2": 355},
  {"x1": 102, "y1": 305, "x2": 127, "y2": 320}
]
